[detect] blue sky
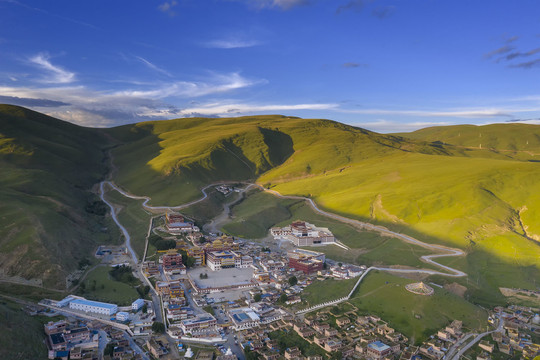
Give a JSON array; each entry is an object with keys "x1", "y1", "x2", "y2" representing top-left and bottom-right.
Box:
[{"x1": 1, "y1": 0, "x2": 540, "y2": 132}]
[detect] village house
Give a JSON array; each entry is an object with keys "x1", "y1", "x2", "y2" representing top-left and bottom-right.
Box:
[{"x1": 271, "y1": 220, "x2": 335, "y2": 246}]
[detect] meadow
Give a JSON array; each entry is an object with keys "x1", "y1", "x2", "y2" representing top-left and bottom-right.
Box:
[
  {"x1": 78, "y1": 266, "x2": 140, "y2": 305},
  {"x1": 301, "y1": 271, "x2": 488, "y2": 344}
]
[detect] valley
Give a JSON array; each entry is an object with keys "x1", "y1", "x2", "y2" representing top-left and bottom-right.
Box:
[{"x1": 1, "y1": 105, "x2": 539, "y2": 359}]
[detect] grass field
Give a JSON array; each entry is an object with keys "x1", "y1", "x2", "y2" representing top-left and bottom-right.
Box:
[
  {"x1": 223, "y1": 190, "x2": 440, "y2": 269},
  {"x1": 0, "y1": 299, "x2": 48, "y2": 360},
  {"x1": 301, "y1": 271, "x2": 488, "y2": 344},
  {"x1": 350, "y1": 271, "x2": 487, "y2": 344},
  {"x1": 0, "y1": 283, "x2": 64, "y2": 302},
  {"x1": 103, "y1": 186, "x2": 153, "y2": 260},
  {"x1": 301, "y1": 277, "x2": 357, "y2": 306},
  {"x1": 78, "y1": 266, "x2": 140, "y2": 305}
]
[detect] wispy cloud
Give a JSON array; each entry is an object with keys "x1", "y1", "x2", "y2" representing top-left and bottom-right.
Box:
[
  {"x1": 203, "y1": 38, "x2": 261, "y2": 49},
  {"x1": 484, "y1": 45, "x2": 514, "y2": 59},
  {"x1": 172, "y1": 101, "x2": 338, "y2": 117},
  {"x1": 336, "y1": 0, "x2": 365, "y2": 14},
  {"x1": 1, "y1": 0, "x2": 99, "y2": 29},
  {"x1": 353, "y1": 119, "x2": 453, "y2": 133},
  {"x1": 0, "y1": 95, "x2": 70, "y2": 107},
  {"x1": 509, "y1": 58, "x2": 540, "y2": 69},
  {"x1": 246, "y1": 0, "x2": 311, "y2": 10},
  {"x1": 0, "y1": 72, "x2": 265, "y2": 126},
  {"x1": 372, "y1": 5, "x2": 395, "y2": 19},
  {"x1": 342, "y1": 62, "x2": 368, "y2": 68},
  {"x1": 158, "y1": 0, "x2": 177, "y2": 16},
  {"x1": 113, "y1": 72, "x2": 263, "y2": 98},
  {"x1": 338, "y1": 107, "x2": 535, "y2": 118},
  {"x1": 135, "y1": 56, "x2": 172, "y2": 77},
  {"x1": 502, "y1": 47, "x2": 540, "y2": 61},
  {"x1": 505, "y1": 35, "x2": 519, "y2": 43},
  {"x1": 28, "y1": 53, "x2": 76, "y2": 83}
]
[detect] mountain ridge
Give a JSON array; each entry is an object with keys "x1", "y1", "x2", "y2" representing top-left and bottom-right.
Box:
[{"x1": 0, "y1": 104, "x2": 538, "y2": 304}]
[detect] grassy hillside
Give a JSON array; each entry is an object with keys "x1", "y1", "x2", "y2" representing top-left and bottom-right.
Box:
[
  {"x1": 0, "y1": 105, "x2": 116, "y2": 288},
  {"x1": 301, "y1": 271, "x2": 488, "y2": 344},
  {"x1": 393, "y1": 123, "x2": 540, "y2": 160},
  {"x1": 223, "y1": 189, "x2": 437, "y2": 269},
  {"x1": 106, "y1": 115, "x2": 540, "y2": 306},
  {"x1": 2, "y1": 107, "x2": 539, "y2": 305},
  {"x1": 0, "y1": 298, "x2": 48, "y2": 360},
  {"x1": 107, "y1": 116, "x2": 448, "y2": 204}
]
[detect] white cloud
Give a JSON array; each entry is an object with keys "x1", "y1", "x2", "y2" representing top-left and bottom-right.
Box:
[
  {"x1": 113, "y1": 72, "x2": 263, "y2": 98},
  {"x1": 338, "y1": 108, "x2": 531, "y2": 118},
  {"x1": 351, "y1": 119, "x2": 454, "y2": 133},
  {"x1": 158, "y1": 1, "x2": 177, "y2": 16},
  {"x1": 135, "y1": 56, "x2": 172, "y2": 77},
  {"x1": 0, "y1": 72, "x2": 266, "y2": 126},
  {"x1": 203, "y1": 38, "x2": 261, "y2": 49},
  {"x1": 168, "y1": 101, "x2": 338, "y2": 117},
  {"x1": 28, "y1": 53, "x2": 75, "y2": 84}
]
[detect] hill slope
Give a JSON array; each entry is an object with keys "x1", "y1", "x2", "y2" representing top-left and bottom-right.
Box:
[
  {"x1": 393, "y1": 123, "x2": 540, "y2": 161},
  {"x1": 109, "y1": 117, "x2": 540, "y2": 304},
  {"x1": 0, "y1": 105, "x2": 114, "y2": 288},
  {"x1": 107, "y1": 116, "x2": 449, "y2": 204},
  {"x1": 1, "y1": 107, "x2": 539, "y2": 302}
]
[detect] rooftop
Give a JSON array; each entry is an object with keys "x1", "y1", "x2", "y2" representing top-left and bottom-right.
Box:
[
  {"x1": 368, "y1": 341, "x2": 391, "y2": 352},
  {"x1": 70, "y1": 298, "x2": 117, "y2": 310}
]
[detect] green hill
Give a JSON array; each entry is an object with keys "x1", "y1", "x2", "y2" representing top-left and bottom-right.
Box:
[
  {"x1": 1, "y1": 106, "x2": 539, "y2": 304},
  {"x1": 393, "y1": 123, "x2": 540, "y2": 160},
  {"x1": 0, "y1": 105, "x2": 116, "y2": 288},
  {"x1": 107, "y1": 116, "x2": 450, "y2": 204},
  {"x1": 108, "y1": 116, "x2": 540, "y2": 305}
]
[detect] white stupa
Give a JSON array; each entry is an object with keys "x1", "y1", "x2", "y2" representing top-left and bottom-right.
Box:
[
  {"x1": 533, "y1": 314, "x2": 540, "y2": 325},
  {"x1": 225, "y1": 348, "x2": 233, "y2": 356},
  {"x1": 185, "y1": 347, "x2": 194, "y2": 358}
]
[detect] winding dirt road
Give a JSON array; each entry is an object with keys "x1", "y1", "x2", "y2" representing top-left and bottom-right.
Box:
[{"x1": 101, "y1": 180, "x2": 467, "y2": 279}]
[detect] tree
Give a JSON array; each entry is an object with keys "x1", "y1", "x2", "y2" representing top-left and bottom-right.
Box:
[
  {"x1": 338, "y1": 262, "x2": 343, "y2": 267},
  {"x1": 279, "y1": 293, "x2": 288, "y2": 303},
  {"x1": 253, "y1": 293, "x2": 262, "y2": 302},
  {"x1": 142, "y1": 304, "x2": 148, "y2": 314},
  {"x1": 152, "y1": 321, "x2": 165, "y2": 334},
  {"x1": 288, "y1": 276, "x2": 298, "y2": 286},
  {"x1": 179, "y1": 249, "x2": 196, "y2": 268},
  {"x1": 104, "y1": 343, "x2": 115, "y2": 356}
]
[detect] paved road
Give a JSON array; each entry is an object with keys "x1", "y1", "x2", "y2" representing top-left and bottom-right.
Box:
[
  {"x1": 97, "y1": 329, "x2": 109, "y2": 360},
  {"x1": 105, "y1": 180, "x2": 466, "y2": 278},
  {"x1": 256, "y1": 185, "x2": 467, "y2": 278},
  {"x1": 99, "y1": 181, "x2": 138, "y2": 263},
  {"x1": 123, "y1": 330, "x2": 151, "y2": 360},
  {"x1": 448, "y1": 314, "x2": 504, "y2": 360}
]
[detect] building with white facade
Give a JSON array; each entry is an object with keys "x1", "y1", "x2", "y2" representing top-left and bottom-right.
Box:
[
  {"x1": 179, "y1": 314, "x2": 218, "y2": 334},
  {"x1": 69, "y1": 299, "x2": 118, "y2": 316},
  {"x1": 271, "y1": 220, "x2": 335, "y2": 246},
  {"x1": 132, "y1": 298, "x2": 145, "y2": 311},
  {"x1": 206, "y1": 250, "x2": 253, "y2": 271},
  {"x1": 116, "y1": 312, "x2": 130, "y2": 322},
  {"x1": 229, "y1": 308, "x2": 261, "y2": 330}
]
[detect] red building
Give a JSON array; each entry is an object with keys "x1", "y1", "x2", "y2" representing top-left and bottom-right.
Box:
[
  {"x1": 162, "y1": 251, "x2": 186, "y2": 274},
  {"x1": 287, "y1": 249, "x2": 324, "y2": 274}
]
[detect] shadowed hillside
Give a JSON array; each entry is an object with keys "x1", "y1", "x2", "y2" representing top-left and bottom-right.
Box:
[{"x1": 0, "y1": 105, "x2": 116, "y2": 288}]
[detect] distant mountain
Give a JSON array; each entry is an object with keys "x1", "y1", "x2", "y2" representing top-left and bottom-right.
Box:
[
  {"x1": 393, "y1": 123, "x2": 540, "y2": 160},
  {"x1": 1, "y1": 105, "x2": 539, "y2": 303}
]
